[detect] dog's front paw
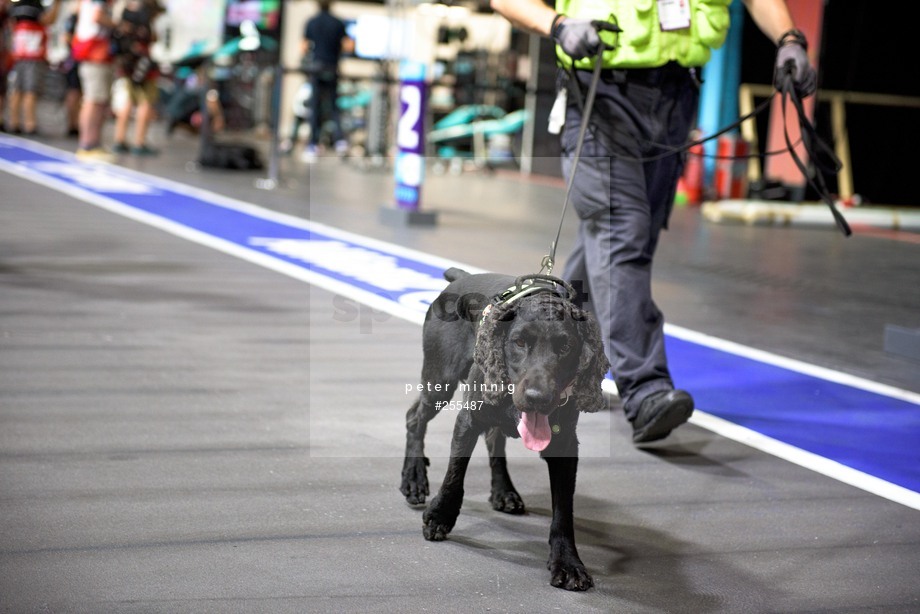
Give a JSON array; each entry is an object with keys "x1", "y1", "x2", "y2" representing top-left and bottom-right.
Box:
[
  {"x1": 422, "y1": 508, "x2": 453, "y2": 541},
  {"x1": 422, "y1": 518, "x2": 452, "y2": 541},
  {"x1": 490, "y1": 488, "x2": 525, "y2": 514},
  {"x1": 548, "y1": 558, "x2": 594, "y2": 591},
  {"x1": 422, "y1": 494, "x2": 459, "y2": 541},
  {"x1": 400, "y1": 456, "x2": 430, "y2": 506}
]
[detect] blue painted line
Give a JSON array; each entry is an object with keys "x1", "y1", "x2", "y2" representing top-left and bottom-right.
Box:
[
  {"x1": 2, "y1": 136, "x2": 919, "y2": 505},
  {"x1": 0, "y1": 137, "x2": 460, "y2": 320},
  {"x1": 667, "y1": 336, "x2": 920, "y2": 494}
]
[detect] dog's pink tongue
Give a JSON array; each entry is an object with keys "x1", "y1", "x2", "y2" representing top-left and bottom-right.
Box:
[{"x1": 518, "y1": 411, "x2": 552, "y2": 452}]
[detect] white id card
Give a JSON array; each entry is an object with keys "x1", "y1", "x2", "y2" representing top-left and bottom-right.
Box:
[
  {"x1": 548, "y1": 88, "x2": 567, "y2": 135},
  {"x1": 658, "y1": 0, "x2": 691, "y2": 31}
]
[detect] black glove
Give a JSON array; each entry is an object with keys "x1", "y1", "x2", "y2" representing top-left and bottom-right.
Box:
[
  {"x1": 551, "y1": 17, "x2": 600, "y2": 60},
  {"x1": 774, "y1": 30, "x2": 817, "y2": 97}
]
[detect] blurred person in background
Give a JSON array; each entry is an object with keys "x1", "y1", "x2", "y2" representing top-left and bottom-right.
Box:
[
  {"x1": 299, "y1": 0, "x2": 352, "y2": 162},
  {"x1": 163, "y1": 61, "x2": 226, "y2": 137},
  {"x1": 0, "y1": 0, "x2": 9, "y2": 132},
  {"x1": 110, "y1": 0, "x2": 163, "y2": 156},
  {"x1": 5, "y1": 0, "x2": 62, "y2": 135},
  {"x1": 71, "y1": 0, "x2": 115, "y2": 162},
  {"x1": 60, "y1": 8, "x2": 82, "y2": 138}
]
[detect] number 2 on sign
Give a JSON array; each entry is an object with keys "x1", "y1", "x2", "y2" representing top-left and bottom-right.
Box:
[{"x1": 397, "y1": 85, "x2": 421, "y2": 151}]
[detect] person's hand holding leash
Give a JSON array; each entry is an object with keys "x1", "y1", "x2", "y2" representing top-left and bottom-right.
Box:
[
  {"x1": 774, "y1": 29, "x2": 816, "y2": 97},
  {"x1": 551, "y1": 16, "x2": 601, "y2": 60}
]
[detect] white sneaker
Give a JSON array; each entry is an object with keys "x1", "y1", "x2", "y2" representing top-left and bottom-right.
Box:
[
  {"x1": 75, "y1": 147, "x2": 115, "y2": 163},
  {"x1": 334, "y1": 140, "x2": 349, "y2": 156},
  {"x1": 301, "y1": 145, "x2": 318, "y2": 163}
]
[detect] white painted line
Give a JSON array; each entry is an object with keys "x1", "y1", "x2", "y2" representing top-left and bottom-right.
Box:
[{"x1": 691, "y1": 412, "x2": 920, "y2": 510}]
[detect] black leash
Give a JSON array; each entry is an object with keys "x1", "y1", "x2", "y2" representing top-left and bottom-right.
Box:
[
  {"x1": 777, "y1": 63, "x2": 851, "y2": 236},
  {"x1": 541, "y1": 21, "x2": 619, "y2": 275}
]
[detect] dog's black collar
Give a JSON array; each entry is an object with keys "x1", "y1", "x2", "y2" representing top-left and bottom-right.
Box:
[{"x1": 481, "y1": 274, "x2": 576, "y2": 324}]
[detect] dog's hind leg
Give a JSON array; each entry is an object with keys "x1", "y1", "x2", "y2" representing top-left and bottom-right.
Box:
[
  {"x1": 423, "y1": 409, "x2": 483, "y2": 541},
  {"x1": 485, "y1": 428, "x2": 525, "y2": 514}
]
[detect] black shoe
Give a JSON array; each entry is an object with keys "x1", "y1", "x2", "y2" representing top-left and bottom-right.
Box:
[
  {"x1": 631, "y1": 389, "x2": 694, "y2": 443},
  {"x1": 131, "y1": 144, "x2": 159, "y2": 156}
]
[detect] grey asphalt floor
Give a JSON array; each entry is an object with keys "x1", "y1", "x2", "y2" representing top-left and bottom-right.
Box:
[{"x1": 1, "y1": 119, "x2": 919, "y2": 613}]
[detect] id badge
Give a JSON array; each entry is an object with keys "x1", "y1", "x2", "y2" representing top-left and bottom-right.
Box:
[
  {"x1": 548, "y1": 88, "x2": 567, "y2": 135},
  {"x1": 658, "y1": 0, "x2": 691, "y2": 31}
]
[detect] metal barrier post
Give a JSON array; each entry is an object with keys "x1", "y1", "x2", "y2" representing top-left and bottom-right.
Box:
[{"x1": 379, "y1": 60, "x2": 437, "y2": 227}]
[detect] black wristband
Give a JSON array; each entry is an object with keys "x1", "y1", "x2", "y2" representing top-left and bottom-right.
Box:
[
  {"x1": 550, "y1": 13, "x2": 566, "y2": 39},
  {"x1": 777, "y1": 29, "x2": 807, "y2": 50}
]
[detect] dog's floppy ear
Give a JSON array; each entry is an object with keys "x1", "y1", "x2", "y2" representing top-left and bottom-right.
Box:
[
  {"x1": 569, "y1": 303, "x2": 610, "y2": 413},
  {"x1": 473, "y1": 301, "x2": 515, "y2": 405}
]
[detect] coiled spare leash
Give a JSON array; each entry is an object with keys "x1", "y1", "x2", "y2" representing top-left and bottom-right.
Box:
[{"x1": 777, "y1": 61, "x2": 851, "y2": 236}]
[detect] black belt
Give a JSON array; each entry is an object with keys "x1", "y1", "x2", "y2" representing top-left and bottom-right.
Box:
[{"x1": 595, "y1": 62, "x2": 698, "y2": 87}]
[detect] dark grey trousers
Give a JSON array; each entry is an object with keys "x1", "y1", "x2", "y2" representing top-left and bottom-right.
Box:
[
  {"x1": 309, "y1": 71, "x2": 344, "y2": 146},
  {"x1": 559, "y1": 65, "x2": 699, "y2": 419}
]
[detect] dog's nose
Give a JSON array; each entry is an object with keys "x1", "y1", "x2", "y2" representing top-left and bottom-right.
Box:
[{"x1": 524, "y1": 388, "x2": 553, "y2": 406}]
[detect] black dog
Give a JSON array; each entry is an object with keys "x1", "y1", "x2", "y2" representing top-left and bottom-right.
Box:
[{"x1": 400, "y1": 268, "x2": 609, "y2": 590}]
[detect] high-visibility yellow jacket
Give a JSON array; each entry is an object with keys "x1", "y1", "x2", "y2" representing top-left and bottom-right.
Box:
[{"x1": 556, "y1": 0, "x2": 732, "y2": 69}]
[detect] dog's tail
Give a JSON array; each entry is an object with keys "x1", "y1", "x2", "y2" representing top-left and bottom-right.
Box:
[{"x1": 443, "y1": 267, "x2": 470, "y2": 282}]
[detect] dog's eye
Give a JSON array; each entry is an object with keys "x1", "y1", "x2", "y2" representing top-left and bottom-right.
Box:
[{"x1": 554, "y1": 336, "x2": 573, "y2": 354}]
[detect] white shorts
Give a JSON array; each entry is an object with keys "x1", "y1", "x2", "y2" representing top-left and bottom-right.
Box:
[{"x1": 78, "y1": 61, "x2": 114, "y2": 104}]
